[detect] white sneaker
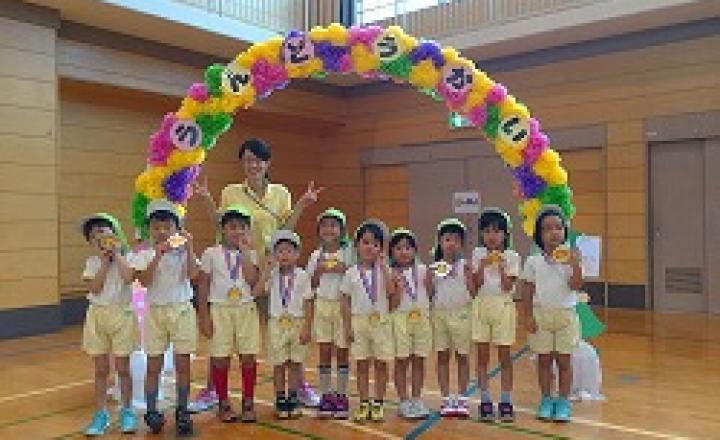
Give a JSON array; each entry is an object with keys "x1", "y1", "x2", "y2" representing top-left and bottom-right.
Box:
[
  {"x1": 440, "y1": 396, "x2": 454, "y2": 417},
  {"x1": 412, "y1": 399, "x2": 430, "y2": 419},
  {"x1": 398, "y1": 400, "x2": 414, "y2": 419},
  {"x1": 456, "y1": 396, "x2": 470, "y2": 418}
]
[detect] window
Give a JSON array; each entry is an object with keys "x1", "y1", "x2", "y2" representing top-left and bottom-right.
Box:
[{"x1": 357, "y1": 0, "x2": 449, "y2": 24}]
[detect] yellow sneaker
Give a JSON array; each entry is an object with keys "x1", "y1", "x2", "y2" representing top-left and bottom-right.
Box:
[
  {"x1": 370, "y1": 401, "x2": 385, "y2": 422},
  {"x1": 353, "y1": 401, "x2": 371, "y2": 423}
]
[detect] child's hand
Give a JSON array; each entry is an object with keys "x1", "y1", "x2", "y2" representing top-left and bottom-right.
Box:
[
  {"x1": 199, "y1": 316, "x2": 213, "y2": 339},
  {"x1": 181, "y1": 231, "x2": 194, "y2": 250},
  {"x1": 377, "y1": 253, "x2": 388, "y2": 268},
  {"x1": 569, "y1": 248, "x2": 582, "y2": 267},
  {"x1": 239, "y1": 234, "x2": 253, "y2": 253},
  {"x1": 155, "y1": 240, "x2": 171, "y2": 256},
  {"x1": 299, "y1": 326, "x2": 311, "y2": 345},
  {"x1": 525, "y1": 315, "x2": 538, "y2": 334},
  {"x1": 192, "y1": 174, "x2": 212, "y2": 200},
  {"x1": 464, "y1": 262, "x2": 473, "y2": 278}
]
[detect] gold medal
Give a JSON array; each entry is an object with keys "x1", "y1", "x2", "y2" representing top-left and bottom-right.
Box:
[
  {"x1": 488, "y1": 250, "x2": 503, "y2": 264},
  {"x1": 408, "y1": 309, "x2": 421, "y2": 322},
  {"x1": 228, "y1": 287, "x2": 242, "y2": 301},
  {"x1": 280, "y1": 314, "x2": 292, "y2": 328},
  {"x1": 369, "y1": 312, "x2": 381, "y2": 323},
  {"x1": 167, "y1": 233, "x2": 187, "y2": 249},
  {"x1": 552, "y1": 246, "x2": 571, "y2": 263},
  {"x1": 99, "y1": 234, "x2": 119, "y2": 251},
  {"x1": 323, "y1": 251, "x2": 340, "y2": 269},
  {"x1": 430, "y1": 261, "x2": 452, "y2": 278}
]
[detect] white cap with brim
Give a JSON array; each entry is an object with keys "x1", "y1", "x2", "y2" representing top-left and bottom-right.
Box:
[
  {"x1": 271, "y1": 229, "x2": 301, "y2": 250},
  {"x1": 146, "y1": 199, "x2": 181, "y2": 222}
]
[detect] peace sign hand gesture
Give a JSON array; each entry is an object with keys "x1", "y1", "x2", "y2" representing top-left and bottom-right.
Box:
[{"x1": 298, "y1": 181, "x2": 324, "y2": 208}]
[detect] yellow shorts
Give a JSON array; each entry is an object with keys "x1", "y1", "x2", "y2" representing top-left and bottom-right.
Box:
[
  {"x1": 209, "y1": 302, "x2": 260, "y2": 357},
  {"x1": 472, "y1": 295, "x2": 516, "y2": 346},
  {"x1": 314, "y1": 298, "x2": 347, "y2": 349},
  {"x1": 432, "y1": 306, "x2": 472, "y2": 355},
  {"x1": 83, "y1": 304, "x2": 139, "y2": 356},
  {"x1": 268, "y1": 316, "x2": 309, "y2": 366},
  {"x1": 145, "y1": 302, "x2": 197, "y2": 356},
  {"x1": 393, "y1": 309, "x2": 432, "y2": 358},
  {"x1": 529, "y1": 306, "x2": 580, "y2": 355},
  {"x1": 351, "y1": 314, "x2": 394, "y2": 361}
]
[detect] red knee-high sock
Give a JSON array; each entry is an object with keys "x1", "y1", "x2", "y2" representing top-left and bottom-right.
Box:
[
  {"x1": 241, "y1": 363, "x2": 256, "y2": 401},
  {"x1": 211, "y1": 365, "x2": 229, "y2": 402}
]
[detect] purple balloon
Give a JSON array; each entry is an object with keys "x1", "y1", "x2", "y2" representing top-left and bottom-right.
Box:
[
  {"x1": 163, "y1": 165, "x2": 200, "y2": 203},
  {"x1": 314, "y1": 41, "x2": 350, "y2": 72},
  {"x1": 512, "y1": 164, "x2": 546, "y2": 198},
  {"x1": 409, "y1": 41, "x2": 445, "y2": 68}
]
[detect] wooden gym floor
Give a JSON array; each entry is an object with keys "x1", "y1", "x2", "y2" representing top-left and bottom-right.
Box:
[{"x1": 1, "y1": 308, "x2": 719, "y2": 439}]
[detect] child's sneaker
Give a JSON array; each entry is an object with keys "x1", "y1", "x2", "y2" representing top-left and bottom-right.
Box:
[
  {"x1": 299, "y1": 382, "x2": 321, "y2": 408},
  {"x1": 119, "y1": 407, "x2": 138, "y2": 433},
  {"x1": 478, "y1": 401, "x2": 495, "y2": 422},
  {"x1": 456, "y1": 396, "x2": 470, "y2": 418},
  {"x1": 144, "y1": 410, "x2": 165, "y2": 434},
  {"x1": 536, "y1": 396, "x2": 555, "y2": 421},
  {"x1": 398, "y1": 400, "x2": 414, "y2": 419},
  {"x1": 241, "y1": 399, "x2": 256, "y2": 423},
  {"x1": 370, "y1": 400, "x2": 385, "y2": 422},
  {"x1": 334, "y1": 394, "x2": 350, "y2": 420},
  {"x1": 288, "y1": 391, "x2": 303, "y2": 419},
  {"x1": 187, "y1": 387, "x2": 219, "y2": 413},
  {"x1": 353, "y1": 400, "x2": 371, "y2": 423},
  {"x1": 84, "y1": 409, "x2": 110, "y2": 436},
  {"x1": 440, "y1": 396, "x2": 455, "y2": 417},
  {"x1": 217, "y1": 402, "x2": 240, "y2": 423},
  {"x1": 318, "y1": 393, "x2": 335, "y2": 418},
  {"x1": 175, "y1": 408, "x2": 194, "y2": 437},
  {"x1": 553, "y1": 398, "x2": 572, "y2": 423},
  {"x1": 412, "y1": 399, "x2": 431, "y2": 419},
  {"x1": 498, "y1": 402, "x2": 515, "y2": 422},
  {"x1": 275, "y1": 394, "x2": 290, "y2": 419}
]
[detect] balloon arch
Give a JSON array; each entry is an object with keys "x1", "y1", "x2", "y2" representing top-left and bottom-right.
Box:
[{"x1": 131, "y1": 23, "x2": 575, "y2": 238}]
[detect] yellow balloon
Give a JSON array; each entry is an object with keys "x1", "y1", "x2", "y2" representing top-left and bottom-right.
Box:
[{"x1": 408, "y1": 59, "x2": 440, "y2": 89}]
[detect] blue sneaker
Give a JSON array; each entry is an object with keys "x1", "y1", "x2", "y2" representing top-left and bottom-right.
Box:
[
  {"x1": 119, "y1": 407, "x2": 138, "y2": 434},
  {"x1": 536, "y1": 396, "x2": 555, "y2": 421},
  {"x1": 553, "y1": 398, "x2": 572, "y2": 423},
  {"x1": 84, "y1": 409, "x2": 110, "y2": 436}
]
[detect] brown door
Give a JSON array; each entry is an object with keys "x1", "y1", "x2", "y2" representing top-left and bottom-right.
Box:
[
  {"x1": 650, "y1": 141, "x2": 707, "y2": 312},
  {"x1": 408, "y1": 160, "x2": 467, "y2": 260}
]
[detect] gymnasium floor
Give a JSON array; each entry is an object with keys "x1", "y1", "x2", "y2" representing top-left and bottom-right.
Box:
[{"x1": 1, "y1": 309, "x2": 718, "y2": 440}]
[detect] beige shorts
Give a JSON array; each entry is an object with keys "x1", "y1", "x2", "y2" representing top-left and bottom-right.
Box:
[
  {"x1": 209, "y1": 302, "x2": 260, "y2": 357},
  {"x1": 529, "y1": 306, "x2": 580, "y2": 355},
  {"x1": 351, "y1": 314, "x2": 394, "y2": 361},
  {"x1": 432, "y1": 306, "x2": 472, "y2": 355},
  {"x1": 267, "y1": 316, "x2": 309, "y2": 366},
  {"x1": 472, "y1": 295, "x2": 516, "y2": 346},
  {"x1": 145, "y1": 302, "x2": 197, "y2": 356},
  {"x1": 393, "y1": 309, "x2": 432, "y2": 358},
  {"x1": 83, "y1": 304, "x2": 139, "y2": 356},
  {"x1": 314, "y1": 298, "x2": 347, "y2": 349}
]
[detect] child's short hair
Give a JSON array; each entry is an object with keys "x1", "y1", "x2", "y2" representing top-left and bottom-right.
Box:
[
  {"x1": 220, "y1": 205, "x2": 252, "y2": 227},
  {"x1": 82, "y1": 217, "x2": 114, "y2": 242},
  {"x1": 239, "y1": 138, "x2": 271, "y2": 161},
  {"x1": 533, "y1": 205, "x2": 569, "y2": 250},
  {"x1": 145, "y1": 199, "x2": 181, "y2": 228},
  {"x1": 389, "y1": 228, "x2": 417, "y2": 267},
  {"x1": 271, "y1": 229, "x2": 301, "y2": 251},
  {"x1": 478, "y1": 207, "x2": 511, "y2": 250},
  {"x1": 434, "y1": 218, "x2": 465, "y2": 261},
  {"x1": 316, "y1": 207, "x2": 350, "y2": 248},
  {"x1": 354, "y1": 220, "x2": 385, "y2": 246}
]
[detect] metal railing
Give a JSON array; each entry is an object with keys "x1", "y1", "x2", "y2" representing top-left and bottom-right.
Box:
[
  {"x1": 169, "y1": 0, "x2": 345, "y2": 33},
  {"x1": 358, "y1": 0, "x2": 612, "y2": 39}
]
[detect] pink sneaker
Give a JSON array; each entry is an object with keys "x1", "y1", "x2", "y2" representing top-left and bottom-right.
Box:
[
  {"x1": 187, "y1": 388, "x2": 219, "y2": 413},
  {"x1": 299, "y1": 382, "x2": 321, "y2": 408}
]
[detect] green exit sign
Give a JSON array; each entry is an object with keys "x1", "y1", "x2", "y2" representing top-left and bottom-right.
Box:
[{"x1": 449, "y1": 112, "x2": 471, "y2": 129}]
